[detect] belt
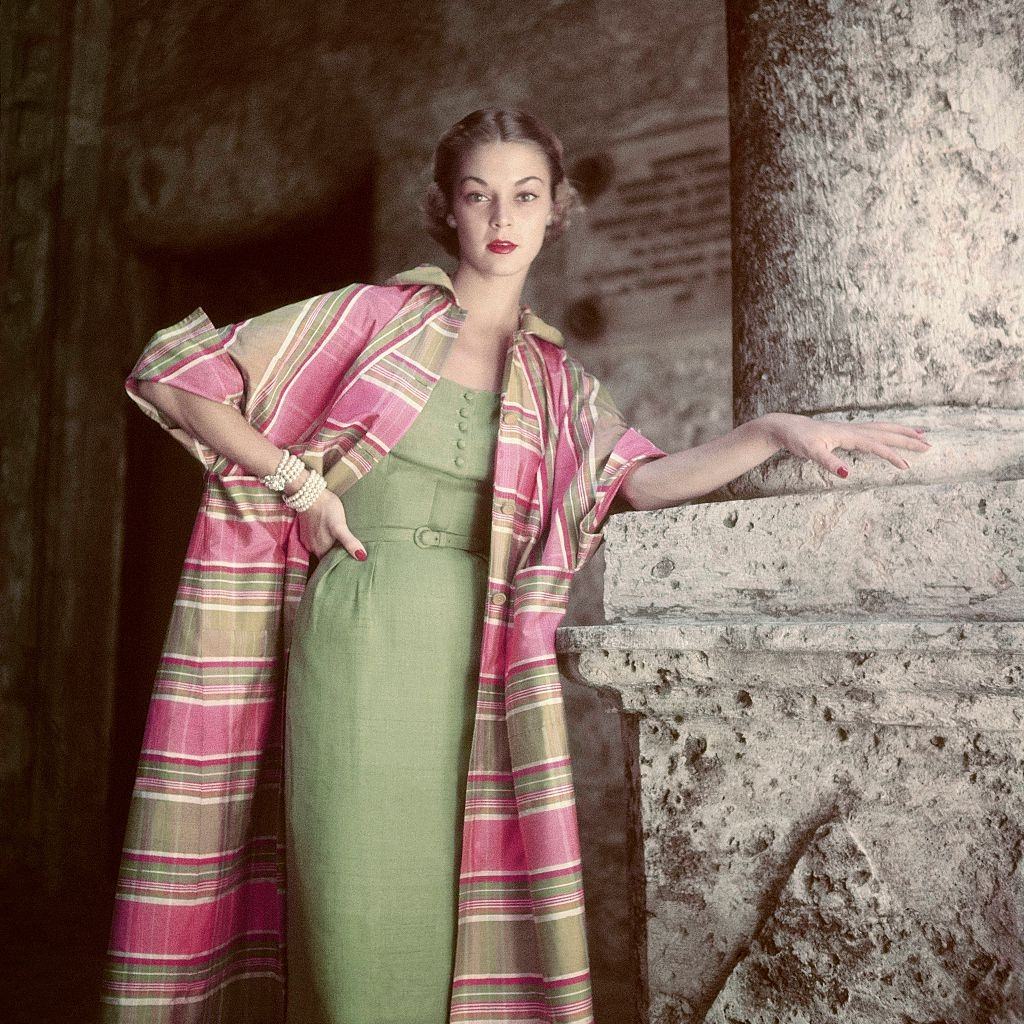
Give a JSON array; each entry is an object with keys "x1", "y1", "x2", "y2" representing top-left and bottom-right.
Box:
[{"x1": 356, "y1": 524, "x2": 487, "y2": 554}]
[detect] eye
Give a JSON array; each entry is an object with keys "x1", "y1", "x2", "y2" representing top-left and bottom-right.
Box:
[
  {"x1": 518, "y1": 191, "x2": 538, "y2": 202},
  {"x1": 464, "y1": 192, "x2": 488, "y2": 203}
]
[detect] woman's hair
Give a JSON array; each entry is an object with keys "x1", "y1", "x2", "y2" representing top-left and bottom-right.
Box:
[{"x1": 422, "y1": 108, "x2": 582, "y2": 258}]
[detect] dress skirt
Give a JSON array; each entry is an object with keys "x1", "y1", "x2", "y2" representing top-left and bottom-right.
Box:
[{"x1": 284, "y1": 375, "x2": 501, "y2": 1023}]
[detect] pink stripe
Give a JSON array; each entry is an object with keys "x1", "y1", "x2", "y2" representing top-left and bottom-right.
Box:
[
  {"x1": 512, "y1": 755, "x2": 571, "y2": 779},
  {"x1": 108, "y1": 880, "x2": 281, "y2": 955}
]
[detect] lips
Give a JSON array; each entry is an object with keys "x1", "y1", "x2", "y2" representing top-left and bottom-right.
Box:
[{"x1": 487, "y1": 240, "x2": 517, "y2": 253}]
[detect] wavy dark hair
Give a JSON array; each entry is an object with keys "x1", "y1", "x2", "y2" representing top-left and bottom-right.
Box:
[{"x1": 422, "y1": 108, "x2": 582, "y2": 258}]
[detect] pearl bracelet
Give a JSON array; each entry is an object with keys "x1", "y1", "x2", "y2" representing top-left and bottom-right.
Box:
[
  {"x1": 261, "y1": 450, "x2": 306, "y2": 492},
  {"x1": 282, "y1": 467, "x2": 326, "y2": 512}
]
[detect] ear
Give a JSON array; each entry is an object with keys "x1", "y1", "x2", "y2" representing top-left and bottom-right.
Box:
[{"x1": 446, "y1": 214, "x2": 457, "y2": 228}]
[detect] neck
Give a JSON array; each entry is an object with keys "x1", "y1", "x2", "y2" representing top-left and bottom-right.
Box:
[{"x1": 450, "y1": 262, "x2": 527, "y2": 337}]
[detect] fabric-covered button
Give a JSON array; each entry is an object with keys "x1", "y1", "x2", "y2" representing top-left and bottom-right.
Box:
[
  {"x1": 456, "y1": 438, "x2": 467, "y2": 449},
  {"x1": 501, "y1": 500, "x2": 515, "y2": 515},
  {"x1": 490, "y1": 592, "x2": 507, "y2": 606},
  {"x1": 463, "y1": 391, "x2": 475, "y2": 402},
  {"x1": 501, "y1": 411, "x2": 517, "y2": 425},
  {"x1": 459, "y1": 406, "x2": 471, "y2": 417},
  {"x1": 458, "y1": 421, "x2": 469, "y2": 432},
  {"x1": 454, "y1": 456, "x2": 466, "y2": 467}
]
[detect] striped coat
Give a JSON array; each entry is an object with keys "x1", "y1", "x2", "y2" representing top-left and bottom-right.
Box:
[{"x1": 102, "y1": 263, "x2": 666, "y2": 1023}]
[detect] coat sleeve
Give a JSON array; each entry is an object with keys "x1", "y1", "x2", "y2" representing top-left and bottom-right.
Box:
[
  {"x1": 124, "y1": 285, "x2": 383, "y2": 477},
  {"x1": 124, "y1": 306, "x2": 248, "y2": 474},
  {"x1": 559, "y1": 366, "x2": 667, "y2": 573}
]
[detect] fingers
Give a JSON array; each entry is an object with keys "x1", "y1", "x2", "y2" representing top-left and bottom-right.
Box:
[
  {"x1": 862, "y1": 420, "x2": 928, "y2": 439},
  {"x1": 849, "y1": 423, "x2": 932, "y2": 450},
  {"x1": 878, "y1": 432, "x2": 931, "y2": 451},
  {"x1": 810, "y1": 420, "x2": 932, "y2": 479},
  {"x1": 332, "y1": 522, "x2": 367, "y2": 562},
  {"x1": 866, "y1": 441, "x2": 911, "y2": 469},
  {"x1": 824, "y1": 437, "x2": 912, "y2": 473},
  {"x1": 817, "y1": 450, "x2": 850, "y2": 478}
]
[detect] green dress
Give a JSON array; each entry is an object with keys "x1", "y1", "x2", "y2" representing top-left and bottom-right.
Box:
[{"x1": 284, "y1": 375, "x2": 501, "y2": 1023}]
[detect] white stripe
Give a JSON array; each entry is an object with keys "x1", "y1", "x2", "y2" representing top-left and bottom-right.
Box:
[
  {"x1": 159, "y1": 346, "x2": 233, "y2": 385},
  {"x1": 517, "y1": 797, "x2": 577, "y2": 817},
  {"x1": 107, "y1": 929, "x2": 276, "y2": 961},
  {"x1": 203, "y1": 508, "x2": 293, "y2": 523},
  {"x1": 507, "y1": 651, "x2": 558, "y2": 671},
  {"x1": 451, "y1": 971, "x2": 545, "y2": 981},
  {"x1": 504, "y1": 696, "x2": 562, "y2": 718},
  {"x1": 139, "y1": 750, "x2": 262, "y2": 761},
  {"x1": 457, "y1": 912, "x2": 535, "y2": 922},
  {"x1": 245, "y1": 293, "x2": 321, "y2": 407},
  {"x1": 172, "y1": 600, "x2": 279, "y2": 612},
  {"x1": 535, "y1": 906, "x2": 585, "y2": 923},
  {"x1": 124, "y1": 844, "x2": 246, "y2": 858},
  {"x1": 100, "y1": 971, "x2": 282, "y2": 1006},
  {"x1": 458, "y1": 858, "x2": 581, "y2": 879},
  {"x1": 155, "y1": 695, "x2": 273, "y2": 707},
  {"x1": 512, "y1": 754, "x2": 569, "y2": 772},
  {"x1": 112, "y1": 890, "x2": 229, "y2": 908},
  {"x1": 135, "y1": 790, "x2": 253, "y2": 805},
  {"x1": 186, "y1": 560, "x2": 284, "y2": 570}
]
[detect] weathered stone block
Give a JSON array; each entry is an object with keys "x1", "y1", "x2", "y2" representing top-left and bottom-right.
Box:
[
  {"x1": 558, "y1": 621, "x2": 1024, "y2": 1023},
  {"x1": 604, "y1": 479, "x2": 1024, "y2": 623}
]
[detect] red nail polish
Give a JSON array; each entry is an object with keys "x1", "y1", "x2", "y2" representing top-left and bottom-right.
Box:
[
  {"x1": 355, "y1": 549, "x2": 367, "y2": 561},
  {"x1": 836, "y1": 466, "x2": 849, "y2": 478}
]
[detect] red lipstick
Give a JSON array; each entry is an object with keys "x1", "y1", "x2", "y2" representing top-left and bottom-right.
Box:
[{"x1": 487, "y1": 240, "x2": 517, "y2": 254}]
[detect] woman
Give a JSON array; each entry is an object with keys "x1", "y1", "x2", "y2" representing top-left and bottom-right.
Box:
[{"x1": 104, "y1": 108, "x2": 929, "y2": 1024}]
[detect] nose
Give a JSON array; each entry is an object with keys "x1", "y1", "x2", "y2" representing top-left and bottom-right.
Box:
[{"x1": 490, "y1": 202, "x2": 511, "y2": 229}]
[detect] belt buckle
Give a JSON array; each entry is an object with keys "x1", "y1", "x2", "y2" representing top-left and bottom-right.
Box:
[{"x1": 413, "y1": 525, "x2": 438, "y2": 548}]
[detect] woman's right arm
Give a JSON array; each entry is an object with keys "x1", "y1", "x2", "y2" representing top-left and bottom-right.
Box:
[{"x1": 138, "y1": 380, "x2": 367, "y2": 562}]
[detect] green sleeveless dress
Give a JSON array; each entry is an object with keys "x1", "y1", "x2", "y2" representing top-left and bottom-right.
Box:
[{"x1": 284, "y1": 375, "x2": 501, "y2": 1023}]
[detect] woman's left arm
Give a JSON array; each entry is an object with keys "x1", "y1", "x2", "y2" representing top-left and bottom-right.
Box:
[{"x1": 619, "y1": 413, "x2": 931, "y2": 511}]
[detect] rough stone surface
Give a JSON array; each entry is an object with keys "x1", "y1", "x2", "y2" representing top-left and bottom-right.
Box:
[
  {"x1": 561, "y1": 623, "x2": 1024, "y2": 1023},
  {"x1": 728, "y1": 0, "x2": 1024, "y2": 426},
  {"x1": 603, "y1": 478, "x2": 1024, "y2": 623},
  {"x1": 707, "y1": 818, "x2": 1024, "y2": 1024}
]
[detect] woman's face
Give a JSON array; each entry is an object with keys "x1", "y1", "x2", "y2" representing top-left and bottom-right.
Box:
[{"x1": 447, "y1": 140, "x2": 555, "y2": 279}]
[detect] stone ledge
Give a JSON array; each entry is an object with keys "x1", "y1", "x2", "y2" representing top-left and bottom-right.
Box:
[
  {"x1": 556, "y1": 618, "x2": 1024, "y2": 654},
  {"x1": 602, "y1": 477, "x2": 1024, "y2": 622},
  {"x1": 558, "y1": 621, "x2": 1024, "y2": 731}
]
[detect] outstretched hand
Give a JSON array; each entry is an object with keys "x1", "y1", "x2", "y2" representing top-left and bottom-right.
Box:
[
  {"x1": 761, "y1": 413, "x2": 931, "y2": 478},
  {"x1": 296, "y1": 489, "x2": 367, "y2": 561}
]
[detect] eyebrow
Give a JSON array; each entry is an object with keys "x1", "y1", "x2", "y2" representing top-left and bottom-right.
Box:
[{"x1": 459, "y1": 175, "x2": 544, "y2": 187}]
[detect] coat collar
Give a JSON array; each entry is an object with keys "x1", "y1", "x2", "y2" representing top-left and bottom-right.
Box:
[{"x1": 385, "y1": 263, "x2": 565, "y2": 348}]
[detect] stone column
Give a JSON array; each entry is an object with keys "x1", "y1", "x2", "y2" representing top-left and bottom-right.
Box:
[
  {"x1": 725, "y1": 0, "x2": 1024, "y2": 499},
  {"x1": 559, "y1": 3, "x2": 1024, "y2": 1022}
]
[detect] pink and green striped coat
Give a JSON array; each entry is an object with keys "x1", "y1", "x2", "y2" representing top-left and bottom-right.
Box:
[{"x1": 102, "y1": 263, "x2": 666, "y2": 1023}]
